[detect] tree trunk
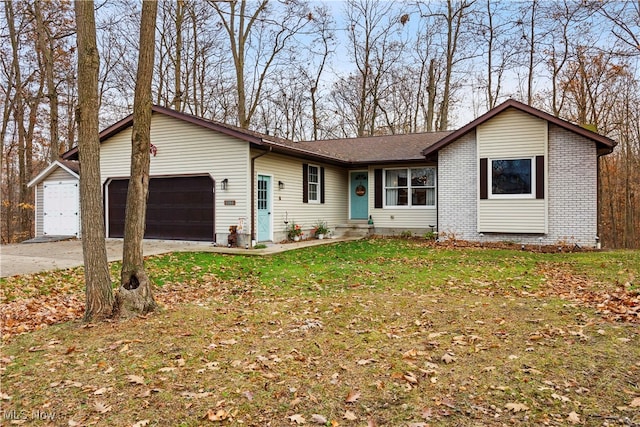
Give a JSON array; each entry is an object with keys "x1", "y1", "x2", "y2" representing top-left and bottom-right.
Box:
[
  {"x1": 526, "y1": 0, "x2": 536, "y2": 106},
  {"x1": 75, "y1": 0, "x2": 114, "y2": 321},
  {"x1": 34, "y1": 0, "x2": 60, "y2": 162},
  {"x1": 426, "y1": 59, "x2": 436, "y2": 132},
  {"x1": 115, "y1": 0, "x2": 158, "y2": 318},
  {"x1": 173, "y1": 0, "x2": 184, "y2": 111}
]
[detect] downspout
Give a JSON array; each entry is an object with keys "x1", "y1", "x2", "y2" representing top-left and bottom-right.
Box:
[
  {"x1": 250, "y1": 146, "x2": 272, "y2": 243},
  {"x1": 596, "y1": 148, "x2": 611, "y2": 249}
]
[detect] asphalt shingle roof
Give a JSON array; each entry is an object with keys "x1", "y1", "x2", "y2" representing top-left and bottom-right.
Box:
[{"x1": 293, "y1": 131, "x2": 454, "y2": 163}]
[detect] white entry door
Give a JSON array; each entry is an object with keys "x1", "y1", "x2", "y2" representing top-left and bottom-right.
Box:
[{"x1": 43, "y1": 181, "x2": 79, "y2": 236}]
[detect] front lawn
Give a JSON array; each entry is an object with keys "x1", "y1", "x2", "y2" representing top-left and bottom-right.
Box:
[{"x1": 1, "y1": 238, "x2": 638, "y2": 426}]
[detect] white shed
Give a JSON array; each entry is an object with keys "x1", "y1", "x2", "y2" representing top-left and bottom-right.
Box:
[{"x1": 28, "y1": 160, "x2": 81, "y2": 238}]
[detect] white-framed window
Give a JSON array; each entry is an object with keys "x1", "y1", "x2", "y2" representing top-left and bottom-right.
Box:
[
  {"x1": 308, "y1": 164, "x2": 320, "y2": 203},
  {"x1": 384, "y1": 167, "x2": 436, "y2": 208},
  {"x1": 490, "y1": 157, "x2": 534, "y2": 198}
]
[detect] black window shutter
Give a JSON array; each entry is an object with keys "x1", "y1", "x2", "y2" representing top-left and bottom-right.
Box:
[
  {"x1": 320, "y1": 167, "x2": 325, "y2": 204},
  {"x1": 479, "y1": 158, "x2": 488, "y2": 199},
  {"x1": 374, "y1": 169, "x2": 383, "y2": 208},
  {"x1": 302, "y1": 163, "x2": 309, "y2": 203},
  {"x1": 535, "y1": 155, "x2": 544, "y2": 199}
]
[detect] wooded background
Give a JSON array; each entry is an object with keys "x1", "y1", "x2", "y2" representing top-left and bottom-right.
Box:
[{"x1": 2, "y1": 0, "x2": 638, "y2": 248}]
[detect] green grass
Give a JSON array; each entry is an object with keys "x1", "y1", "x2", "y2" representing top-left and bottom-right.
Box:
[{"x1": 1, "y1": 239, "x2": 639, "y2": 426}]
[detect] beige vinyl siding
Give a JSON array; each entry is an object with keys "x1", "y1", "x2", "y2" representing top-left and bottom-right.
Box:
[
  {"x1": 254, "y1": 151, "x2": 348, "y2": 240},
  {"x1": 477, "y1": 108, "x2": 547, "y2": 158},
  {"x1": 35, "y1": 183, "x2": 43, "y2": 236},
  {"x1": 478, "y1": 199, "x2": 545, "y2": 233},
  {"x1": 477, "y1": 108, "x2": 548, "y2": 233},
  {"x1": 100, "y1": 113, "x2": 250, "y2": 238},
  {"x1": 35, "y1": 168, "x2": 79, "y2": 237},
  {"x1": 369, "y1": 164, "x2": 437, "y2": 231},
  {"x1": 48, "y1": 167, "x2": 78, "y2": 181}
]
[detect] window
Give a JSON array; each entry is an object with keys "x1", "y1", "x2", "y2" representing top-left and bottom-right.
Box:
[
  {"x1": 308, "y1": 165, "x2": 320, "y2": 203},
  {"x1": 491, "y1": 158, "x2": 533, "y2": 197},
  {"x1": 303, "y1": 164, "x2": 325, "y2": 204},
  {"x1": 257, "y1": 178, "x2": 267, "y2": 210},
  {"x1": 384, "y1": 167, "x2": 435, "y2": 207}
]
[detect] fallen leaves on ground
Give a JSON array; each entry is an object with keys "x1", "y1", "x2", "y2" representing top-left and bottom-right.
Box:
[
  {"x1": 0, "y1": 271, "x2": 235, "y2": 340},
  {"x1": 505, "y1": 402, "x2": 530, "y2": 412},
  {"x1": 205, "y1": 408, "x2": 229, "y2": 422},
  {"x1": 567, "y1": 411, "x2": 581, "y2": 424},
  {"x1": 1, "y1": 243, "x2": 638, "y2": 425},
  {"x1": 535, "y1": 263, "x2": 639, "y2": 323},
  {"x1": 93, "y1": 400, "x2": 112, "y2": 414},
  {"x1": 288, "y1": 413, "x2": 306, "y2": 424},
  {"x1": 126, "y1": 374, "x2": 145, "y2": 385},
  {"x1": 345, "y1": 390, "x2": 361, "y2": 403},
  {"x1": 1, "y1": 245, "x2": 638, "y2": 341}
]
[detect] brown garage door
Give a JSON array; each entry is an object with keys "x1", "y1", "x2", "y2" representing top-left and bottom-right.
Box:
[{"x1": 107, "y1": 175, "x2": 214, "y2": 241}]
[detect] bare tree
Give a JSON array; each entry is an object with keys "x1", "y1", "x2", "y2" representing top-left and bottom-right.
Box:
[
  {"x1": 417, "y1": 0, "x2": 476, "y2": 130},
  {"x1": 115, "y1": 0, "x2": 158, "y2": 318},
  {"x1": 591, "y1": 0, "x2": 640, "y2": 56},
  {"x1": 523, "y1": 0, "x2": 538, "y2": 106},
  {"x1": 4, "y1": 0, "x2": 46, "y2": 242},
  {"x1": 475, "y1": 0, "x2": 519, "y2": 110},
  {"x1": 307, "y1": 5, "x2": 335, "y2": 141},
  {"x1": 1, "y1": 0, "x2": 76, "y2": 243},
  {"x1": 208, "y1": 0, "x2": 312, "y2": 129},
  {"x1": 33, "y1": 0, "x2": 60, "y2": 161},
  {"x1": 340, "y1": 0, "x2": 408, "y2": 136},
  {"x1": 409, "y1": 18, "x2": 442, "y2": 132},
  {"x1": 75, "y1": 0, "x2": 114, "y2": 321}
]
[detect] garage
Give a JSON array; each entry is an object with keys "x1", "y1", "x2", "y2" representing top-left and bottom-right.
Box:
[{"x1": 106, "y1": 175, "x2": 214, "y2": 241}]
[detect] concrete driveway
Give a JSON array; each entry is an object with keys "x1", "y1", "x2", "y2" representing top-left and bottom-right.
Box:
[
  {"x1": 0, "y1": 236, "x2": 361, "y2": 278},
  {"x1": 0, "y1": 239, "x2": 216, "y2": 278}
]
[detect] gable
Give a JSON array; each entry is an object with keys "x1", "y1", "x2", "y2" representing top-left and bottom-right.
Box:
[
  {"x1": 477, "y1": 108, "x2": 547, "y2": 158},
  {"x1": 99, "y1": 113, "x2": 251, "y2": 182},
  {"x1": 422, "y1": 99, "x2": 615, "y2": 157},
  {"x1": 28, "y1": 160, "x2": 79, "y2": 187}
]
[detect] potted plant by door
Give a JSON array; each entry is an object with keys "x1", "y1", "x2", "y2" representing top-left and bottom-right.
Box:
[
  {"x1": 312, "y1": 220, "x2": 329, "y2": 239},
  {"x1": 287, "y1": 223, "x2": 303, "y2": 241}
]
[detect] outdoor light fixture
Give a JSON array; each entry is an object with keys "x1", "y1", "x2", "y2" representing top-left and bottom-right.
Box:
[
  {"x1": 221, "y1": 178, "x2": 228, "y2": 190},
  {"x1": 278, "y1": 180, "x2": 285, "y2": 190}
]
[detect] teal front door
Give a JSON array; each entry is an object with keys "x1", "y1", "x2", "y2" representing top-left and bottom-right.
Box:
[
  {"x1": 350, "y1": 171, "x2": 368, "y2": 219},
  {"x1": 257, "y1": 175, "x2": 272, "y2": 241}
]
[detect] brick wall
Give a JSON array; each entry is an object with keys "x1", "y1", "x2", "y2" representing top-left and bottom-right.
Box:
[
  {"x1": 547, "y1": 124, "x2": 598, "y2": 246},
  {"x1": 437, "y1": 125, "x2": 599, "y2": 247},
  {"x1": 438, "y1": 132, "x2": 477, "y2": 240}
]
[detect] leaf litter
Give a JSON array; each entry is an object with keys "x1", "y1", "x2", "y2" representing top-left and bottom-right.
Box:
[{"x1": 0, "y1": 241, "x2": 638, "y2": 425}]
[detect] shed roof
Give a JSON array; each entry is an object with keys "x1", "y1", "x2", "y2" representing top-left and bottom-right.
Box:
[{"x1": 27, "y1": 160, "x2": 80, "y2": 187}]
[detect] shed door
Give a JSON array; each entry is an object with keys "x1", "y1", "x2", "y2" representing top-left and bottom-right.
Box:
[
  {"x1": 43, "y1": 181, "x2": 79, "y2": 236},
  {"x1": 107, "y1": 175, "x2": 214, "y2": 241}
]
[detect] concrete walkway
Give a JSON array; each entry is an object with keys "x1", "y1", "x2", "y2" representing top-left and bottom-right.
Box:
[{"x1": 0, "y1": 236, "x2": 360, "y2": 278}]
